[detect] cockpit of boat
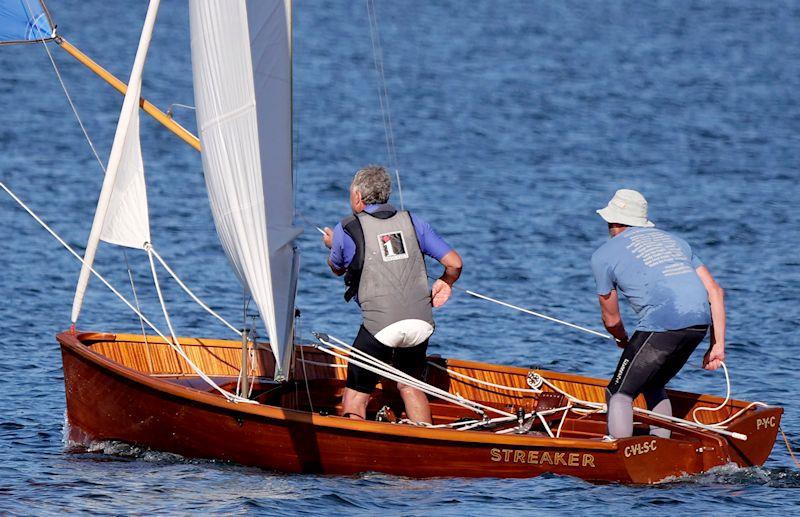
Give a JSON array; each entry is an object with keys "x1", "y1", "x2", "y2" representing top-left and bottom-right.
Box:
[{"x1": 77, "y1": 331, "x2": 738, "y2": 442}]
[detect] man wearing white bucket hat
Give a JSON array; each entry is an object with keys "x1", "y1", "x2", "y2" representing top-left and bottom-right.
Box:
[{"x1": 591, "y1": 189, "x2": 726, "y2": 439}]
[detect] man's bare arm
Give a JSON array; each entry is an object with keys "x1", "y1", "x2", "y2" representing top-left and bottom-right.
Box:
[
  {"x1": 431, "y1": 250, "x2": 462, "y2": 308},
  {"x1": 598, "y1": 290, "x2": 628, "y2": 347},
  {"x1": 696, "y1": 265, "x2": 725, "y2": 370}
]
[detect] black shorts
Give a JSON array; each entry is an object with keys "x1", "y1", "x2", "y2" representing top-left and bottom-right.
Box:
[
  {"x1": 607, "y1": 325, "x2": 709, "y2": 398},
  {"x1": 345, "y1": 325, "x2": 429, "y2": 394}
]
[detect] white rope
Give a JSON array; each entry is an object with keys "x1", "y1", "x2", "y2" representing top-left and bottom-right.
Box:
[
  {"x1": 537, "y1": 369, "x2": 748, "y2": 440},
  {"x1": 316, "y1": 341, "x2": 502, "y2": 418},
  {"x1": 146, "y1": 246, "x2": 180, "y2": 346},
  {"x1": 298, "y1": 358, "x2": 347, "y2": 368},
  {"x1": 122, "y1": 249, "x2": 150, "y2": 351},
  {"x1": 556, "y1": 402, "x2": 572, "y2": 437},
  {"x1": 149, "y1": 247, "x2": 241, "y2": 337},
  {"x1": 427, "y1": 360, "x2": 541, "y2": 394},
  {"x1": 0, "y1": 181, "x2": 252, "y2": 404},
  {"x1": 365, "y1": 0, "x2": 403, "y2": 210},
  {"x1": 315, "y1": 333, "x2": 514, "y2": 418},
  {"x1": 320, "y1": 333, "x2": 515, "y2": 417},
  {"x1": 461, "y1": 288, "x2": 612, "y2": 340},
  {"x1": 691, "y1": 362, "x2": 768, "y2": 428}
]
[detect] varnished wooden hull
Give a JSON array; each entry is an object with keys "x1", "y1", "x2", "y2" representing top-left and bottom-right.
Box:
[{"x1": 57, "y1": 331, "x2": 782, "y2": 483}]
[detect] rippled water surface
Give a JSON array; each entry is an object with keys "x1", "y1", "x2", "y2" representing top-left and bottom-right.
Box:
[{"x1": 2, "y1": 0, "x2": 800, "y2": 514}]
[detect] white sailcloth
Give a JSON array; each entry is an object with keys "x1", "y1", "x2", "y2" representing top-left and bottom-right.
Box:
[
  {"x1": 189, "y1": 0, "x2": 301, "y2": 380},
  {"x1": 99, "y1": 103, "x2": 150, "y2": 249},
  {"x1": 71, "y1": 0, "x2": 159, "y2": 324}
]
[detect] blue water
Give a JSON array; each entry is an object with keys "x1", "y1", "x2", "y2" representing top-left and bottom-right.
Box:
[{"x1": 2, "y1": 0, "x2": 800, "y2": 514}]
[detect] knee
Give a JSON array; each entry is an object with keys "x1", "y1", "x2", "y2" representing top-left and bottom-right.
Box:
[
  {"x1": 643, "y1": 388, "x2": 668, "y2": 409},
  {"x1": 397, "y1": 382, "x2": 415, "y2": 396},
  {"x1": 608, "y1": 392, "x2": 633, "y2": 407}
]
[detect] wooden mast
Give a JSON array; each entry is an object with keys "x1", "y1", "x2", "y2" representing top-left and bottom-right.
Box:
[{"x1": 55, "y1": 36, "x2": 201, "y2": 152}]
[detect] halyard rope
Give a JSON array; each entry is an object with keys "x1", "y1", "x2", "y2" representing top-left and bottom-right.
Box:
[{"x1": 365, "y1": 0, "x2": 404, "y2": 210}]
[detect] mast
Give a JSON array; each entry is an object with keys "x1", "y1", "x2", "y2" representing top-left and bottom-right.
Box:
[{"x1": 70, "y1": 0, "x2": 161, "y2": 325}]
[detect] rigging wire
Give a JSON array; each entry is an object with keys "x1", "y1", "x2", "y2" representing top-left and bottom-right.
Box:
[
  {"x1": 149, "y1": 248, "x2": 241, "y2": 336},
  {"x1": 29, "y1": 22, "x2": 105, "y2": 173},
  {"x1": 0, "y1": 181, "x2": 252, "y2": 403},
  {"x1": 451, "y1": 281, "x2": 612, "y2": 340},
  {"x1": 365, "y1": 0, "x2": 404, "y2": 210},
  {"x1": 122, "y1": 249, "x2": 152, "y2": 369}
]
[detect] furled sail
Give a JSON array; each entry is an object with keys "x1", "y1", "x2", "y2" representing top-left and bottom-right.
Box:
[
  {"x1": 0, "y1": 0, "x2": 55, "y2": 45},
  {"x1": 189, "y1": 0, "x2": 301, "y2": 380},
  {"x1": 70, "y1": 0, "x2": 158, "y2": 323}
]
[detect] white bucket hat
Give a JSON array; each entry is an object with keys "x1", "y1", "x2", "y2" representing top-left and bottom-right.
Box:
[{"x1": 596, "y1": 189, "x2": 655, "y2": 228}]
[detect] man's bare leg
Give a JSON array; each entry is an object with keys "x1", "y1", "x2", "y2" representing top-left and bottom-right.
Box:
[
  {"x1": 397, "y1": 383, "x2": 432, "y2": 424},
  {"x1": 341, "y1": 388, "x2": 370, "y2": 419}
]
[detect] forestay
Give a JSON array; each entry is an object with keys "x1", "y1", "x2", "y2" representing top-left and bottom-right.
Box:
[
  {"x1": 0, "y1": 0, "x2": 54, "y2": 45},
  {"x1": 189, "y1": 0, "x2": 301, "y2": 380}
]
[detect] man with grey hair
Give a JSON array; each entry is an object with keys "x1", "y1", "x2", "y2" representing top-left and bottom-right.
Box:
[
  {"x1": 591, "y1": 189, "x2": 726, "y2": 439},
  {"x1": 323, "y1": 165, "x2": 463, "y2": 423}
]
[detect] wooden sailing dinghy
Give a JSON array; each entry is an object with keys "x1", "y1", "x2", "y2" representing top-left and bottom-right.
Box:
[
  {"x1": 58, "y1": 330, "x2": 782, "y2": 483},
  {"x1": 3, "y1": 1, "x2": 783, "y2": 483}
]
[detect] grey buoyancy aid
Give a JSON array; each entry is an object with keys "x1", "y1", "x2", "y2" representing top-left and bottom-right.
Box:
[{"x1": 341, "y1": 205, "x2": 434, "y2": 336}]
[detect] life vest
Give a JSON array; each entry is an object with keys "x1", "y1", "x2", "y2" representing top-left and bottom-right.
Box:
[{"x1": 341, "y1": 204, "x2": 434, "y2": 340}]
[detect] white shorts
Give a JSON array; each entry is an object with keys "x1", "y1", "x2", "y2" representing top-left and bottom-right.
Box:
[{"x1": 373, "y1": 319, "x2": 434, "y2": 348}]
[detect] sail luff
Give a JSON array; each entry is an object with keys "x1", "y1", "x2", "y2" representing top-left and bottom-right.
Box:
[{"x1": 70, "y1": 0, "x2": 160, "y2": 324}]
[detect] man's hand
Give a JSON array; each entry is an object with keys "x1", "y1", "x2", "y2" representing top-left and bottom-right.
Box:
[
  {"x1": 703, "y1": 343, "x2": 725, "y2": 370},
  {"x1": 322, "y1": 227, "x2": 334, "y2": 249},
  {"x1": 431, "y1": 279, "x2": 452, "y2": 308},
  {"x1": 615, "y1": 335, "x2": 629, "y2": 349}
]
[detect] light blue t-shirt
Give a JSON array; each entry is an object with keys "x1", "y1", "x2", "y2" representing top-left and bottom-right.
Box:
[{"x1": 591, "y1": 227, "x2": 711, "y2": 332}]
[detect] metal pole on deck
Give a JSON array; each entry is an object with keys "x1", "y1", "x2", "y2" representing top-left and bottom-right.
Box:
[{"x1": 239, "y1": 329, "x2": 250, "y2": 399}]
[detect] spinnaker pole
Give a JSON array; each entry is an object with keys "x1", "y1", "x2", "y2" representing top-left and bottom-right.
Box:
[{"x1": 55, "y1": 36, "x2": 200, "y2": 152}]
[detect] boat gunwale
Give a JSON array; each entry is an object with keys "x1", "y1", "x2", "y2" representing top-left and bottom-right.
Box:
[
  {"x1": 59, "y1": 330, "x2": 622, "y2": 451},
  {"x1": 84, "y1": 331, "x2": 758, "y2": 410}
]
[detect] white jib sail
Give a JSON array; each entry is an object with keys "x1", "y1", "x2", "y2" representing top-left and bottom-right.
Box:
[
  {"x1": 70, "y1": 0, "x2": 159, "y2": 324},
  {"x1": 189, "y1": 0, "x2": 301, "y2": 380},
  {"x1": 99, "y1": 107, "x2": 150, "y2": 249}
]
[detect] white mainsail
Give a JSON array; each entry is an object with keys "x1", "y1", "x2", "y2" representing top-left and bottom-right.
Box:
[
  {"x1": 71, "y1": 0, "x2": 158, "y2": 323},
  {"x1": 189, "y1": 0, "x2": 301, "y2": 380}
]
